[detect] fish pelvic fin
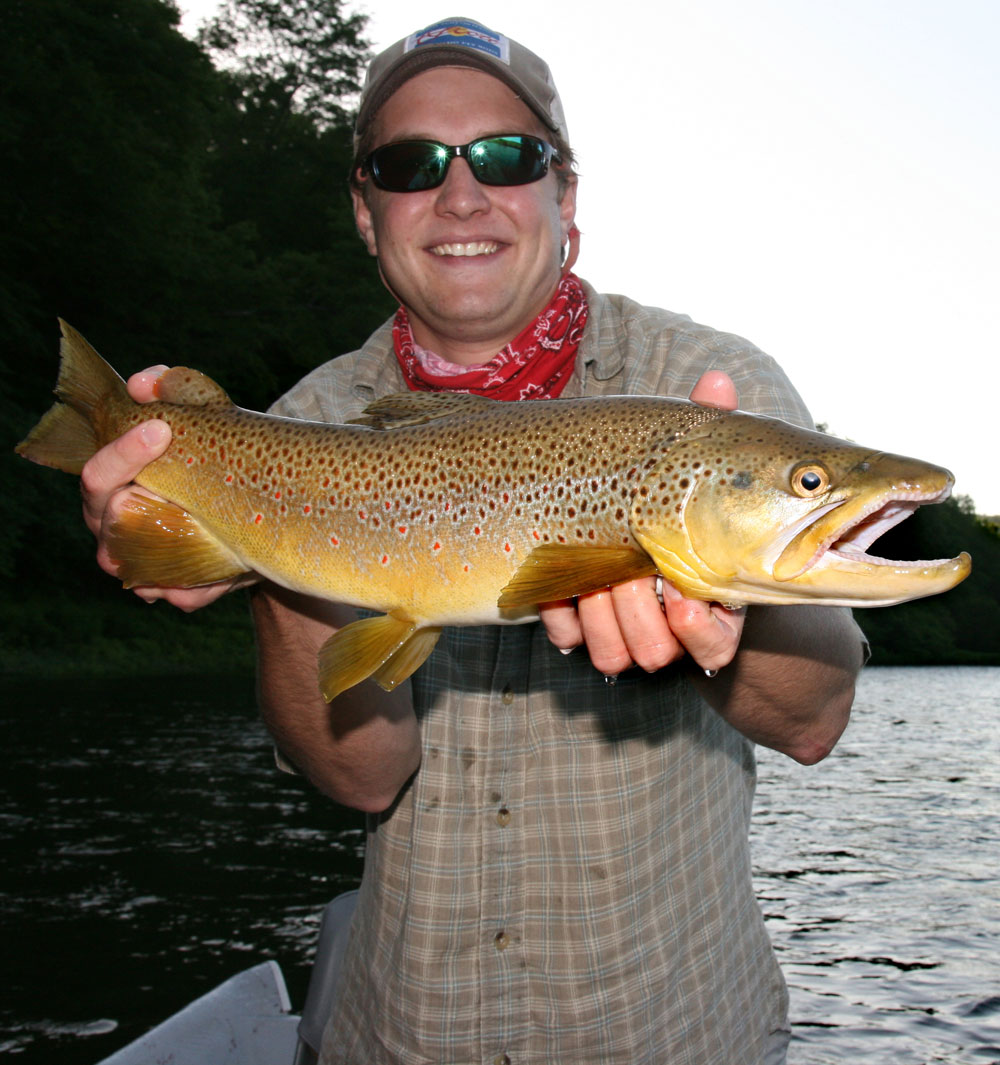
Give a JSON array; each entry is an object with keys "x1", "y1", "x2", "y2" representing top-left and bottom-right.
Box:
[
  {"x1": 497, "y1": 544, "x2": 658, "y2": 608},
  {"x1": 318, "y1": 614, "x2": 441, "y2": 703},
  {"x1": 15, "y1": 319, "x2": 128, "y2": 473},
  {"x1": 107, "y1": 494, "x2": 249, "y2": 588}
]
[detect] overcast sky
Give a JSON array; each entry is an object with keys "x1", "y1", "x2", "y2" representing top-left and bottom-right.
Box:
[{"x1": 179, "y1": 0, "x2": 999, "y2": 515}]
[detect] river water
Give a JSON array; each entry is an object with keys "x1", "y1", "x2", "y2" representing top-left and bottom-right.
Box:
[{"x1": 1, "y1": 666, "x2": 997, "y2": 1064}]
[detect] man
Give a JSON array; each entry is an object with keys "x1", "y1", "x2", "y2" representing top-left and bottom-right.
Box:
[{"x1": 81, "y1": 17, "x2": 865, "y2": 1064}]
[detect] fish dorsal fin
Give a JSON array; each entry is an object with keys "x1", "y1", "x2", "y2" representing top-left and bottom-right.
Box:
[
  {"x1": 107, "y1": 493, "x2": 249, "y2": 588},
  {"x1": 318, "y1": 613, "x2": 440, "y2": 702},
  {"x1": 497, "y1": 544, "x2": 658, "y2": 608},
  {"x1": 350, "y1": 391, "x2": 494, "y2": 429},
  {"x1": 153, "y1": 367, "x2": 232, "y2": 406}
]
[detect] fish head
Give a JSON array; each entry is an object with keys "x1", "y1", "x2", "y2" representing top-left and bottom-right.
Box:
[{"x1": 630, "y1": 411, "x2": 971, "y2": 607}]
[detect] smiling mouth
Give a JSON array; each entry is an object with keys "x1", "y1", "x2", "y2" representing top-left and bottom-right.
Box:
[{"x1": 430, "y1": 241, "x2": 501, "y2": 257}]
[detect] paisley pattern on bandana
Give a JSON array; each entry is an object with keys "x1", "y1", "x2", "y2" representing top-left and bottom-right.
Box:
[{"x1": 393, "y1": 273, "x2": 588, "y2": 401}]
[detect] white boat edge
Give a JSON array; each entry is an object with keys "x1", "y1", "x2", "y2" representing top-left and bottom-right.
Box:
[{"x1": 94, "y1": 890, "x2": 358, "y2": 1065}]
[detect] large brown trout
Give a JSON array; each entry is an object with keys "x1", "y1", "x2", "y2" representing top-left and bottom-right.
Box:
[{"x1": 18, "y1": 321, "x2": 970, "y2": 700}]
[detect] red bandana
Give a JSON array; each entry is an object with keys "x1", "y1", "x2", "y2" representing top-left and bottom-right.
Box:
[{"x1": 392, "y1": 272, "x2": 589, "y2": 401}]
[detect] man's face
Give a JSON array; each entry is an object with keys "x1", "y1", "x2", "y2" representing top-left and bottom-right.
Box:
[{"x1": 353, "y1": 66, "x2": 577, "y2": 365}]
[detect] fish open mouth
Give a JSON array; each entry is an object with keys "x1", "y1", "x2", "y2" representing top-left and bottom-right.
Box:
[
  {"x1": 773, "y1": 482, "x2": 971, "y2": 599},
  {"x1": 826, "y1": 492, "x2": 951, "y2": 568}
]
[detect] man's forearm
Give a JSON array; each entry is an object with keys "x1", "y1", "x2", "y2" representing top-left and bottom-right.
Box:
[
  {"x1": 693, "y1": 605, "x2": 866, "y2": 764},
  {"x1": 251, "y1": 585, "x2": 422, "y2": 811}
]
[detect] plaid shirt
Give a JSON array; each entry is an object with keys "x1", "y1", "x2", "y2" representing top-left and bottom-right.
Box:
[{"x1": 271, "y1": 284, "x2": 813, "y2": 1064}]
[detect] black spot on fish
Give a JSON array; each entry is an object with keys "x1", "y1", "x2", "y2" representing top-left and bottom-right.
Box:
[{"x1": 732, "y1": 471, "x2": 753, "y2": 489}]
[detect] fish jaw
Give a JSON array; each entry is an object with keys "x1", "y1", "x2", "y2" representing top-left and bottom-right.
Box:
[{"x1": 767, "y1": 480, "x2": 972, "y2": 606}]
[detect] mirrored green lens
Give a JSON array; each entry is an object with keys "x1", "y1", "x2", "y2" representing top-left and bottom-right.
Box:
[
  {"x1": 471, "y1": 136, "x2": 548, "y2": 186},
  {"x1": 371, "y1": 141, "x2": 450, "y2": 191}
]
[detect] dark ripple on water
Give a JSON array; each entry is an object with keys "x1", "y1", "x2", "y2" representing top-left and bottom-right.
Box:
[{"x1": 1, "y1": 667, "x2": 998, "y2": 1063}]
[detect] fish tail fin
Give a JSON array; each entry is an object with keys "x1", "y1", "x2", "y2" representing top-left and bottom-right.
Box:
[
  {"x1": 318, "y1": 614, "x2": 441, "y2": 703},
  {"x1": 15, "y1": 320, "x2": 129, "y2": 474}
]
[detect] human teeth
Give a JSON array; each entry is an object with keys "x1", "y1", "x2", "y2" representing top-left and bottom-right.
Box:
[{"x1": 431, "y1": 242, "x2": 500, "y2": 257}]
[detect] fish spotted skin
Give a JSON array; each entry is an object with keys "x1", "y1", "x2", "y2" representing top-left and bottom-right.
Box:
[{"x1": 17, "y1": 321, "x2": 971, "y2": 701}]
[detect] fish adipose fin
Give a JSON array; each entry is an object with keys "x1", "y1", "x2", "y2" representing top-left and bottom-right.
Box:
[
  {"x1": 15, "y1": 319, "x2": 128, "y2": 474},
  {"x1": 498, "y1": 544, "x2": 658, "y2": 608},
  {"x1": 107, "y1": 494, "x2": 249, "y2": 588},
  {"x1": 154, "y1": 367, "x2": 232, "y2": 406},
  {"x1": 350, "y1": 391, "x2": 494, "y2": 429},
  {"x1": 318, "y1": 614, "x2": 442, "y2": 703}
]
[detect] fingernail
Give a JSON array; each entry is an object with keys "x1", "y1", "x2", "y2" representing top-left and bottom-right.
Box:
[
  {"x1": 559, "y1": 647, "x2": 575, "y2": 656},
  {"x1": 139, "y1": 421, "x2": 166, "y2": 446}
]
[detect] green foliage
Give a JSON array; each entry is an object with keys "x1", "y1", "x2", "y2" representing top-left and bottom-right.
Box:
[
  {"x1": 3, "y1": 0, "x2": 392, "y2": 674},
  {"x1": 854, "y1": 496, "x2": 1000, "y2": 665}
]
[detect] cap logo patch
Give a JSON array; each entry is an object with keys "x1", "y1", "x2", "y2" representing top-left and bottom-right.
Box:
[{"x1": 405, "y1": 19, "x2": 511, "y2": 66}]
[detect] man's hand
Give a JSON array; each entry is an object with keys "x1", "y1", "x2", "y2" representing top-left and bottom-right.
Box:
[
  {"x1": 537, "y1": 370, "x2": 745, "y2": 676},
  {"x1": 80, "y1": 367, "x2": 246, "y2": 611}
]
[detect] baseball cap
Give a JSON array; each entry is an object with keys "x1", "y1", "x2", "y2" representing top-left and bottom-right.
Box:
[{"x1": 355, "y1": 16, "x2": 569, "y2": 147}]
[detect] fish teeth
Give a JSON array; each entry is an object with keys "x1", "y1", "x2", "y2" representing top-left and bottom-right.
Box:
[{"x1": 430, "y1": 242, "x2": 500, "y2": 257}]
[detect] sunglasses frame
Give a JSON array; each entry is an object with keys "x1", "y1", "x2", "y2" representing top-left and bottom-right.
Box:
[{"x1": 362, "y1": 134, "x2": 561, "y2": 193}]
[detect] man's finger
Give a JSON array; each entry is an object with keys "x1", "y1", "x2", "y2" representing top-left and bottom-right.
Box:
[
  {"x1": 80, "y1": 420, "x2": 171, "y2": 532},
  {"x1": 127, "y1": 366, "x2": 170, "y2": 402},
  {"x1": 689, "y1": 370, "x2": 738, "y2": 411}
]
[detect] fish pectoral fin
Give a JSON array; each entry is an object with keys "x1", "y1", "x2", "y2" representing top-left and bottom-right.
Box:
[
  {"x1": 372, "y1": 626, "x2": 442, "y2": 692},
  {"x1": 350, "y1": 391, "x2": 494, "y2": 429},
  {"x1": 497, "y1": 544, "x2": 658, "y2": 608},
  {"x1": 318, "y1": 614, "x2": 435, "y2": 703},
  {"x1": 153, "y1": 367, "x2": 232, "y2": 406},
  {"x1": 107, "y1": 494, "x2": 249, "y2": 588}
]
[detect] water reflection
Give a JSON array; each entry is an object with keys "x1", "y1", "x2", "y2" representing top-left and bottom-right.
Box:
[{"x1": 753, "y1": 666, "x2": 1000, "y2": 1064}]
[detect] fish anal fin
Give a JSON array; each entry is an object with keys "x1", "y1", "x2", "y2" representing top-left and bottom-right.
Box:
[
  {"x1": 154, "y1": 367, "x2": 232, "y2": 406},
  {"x1": 350, "y1": 391, "x2": 494, "y2": 429},
  {"x1": 318, "y1": 614, "x2": 429, "y2": 702},
  {"x1": 497, "y1": 544, "x2": 658, "y2": 608},
  {"x1": 107, "y1": 494, "x2": 249, "y2": 588}
]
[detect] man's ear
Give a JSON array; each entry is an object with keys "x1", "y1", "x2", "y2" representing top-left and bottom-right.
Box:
[
  {"x1": 558, "y1": 175, "x2": 578, "y2": 244},
  {"x1": 352, "y1": 185, "x2": 379, "y2": 257}
]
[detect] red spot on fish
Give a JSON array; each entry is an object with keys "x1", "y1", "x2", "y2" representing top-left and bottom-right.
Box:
[
  {"x1": 502, "y1": 493, "x2": 510, "y2": 504},
  {"x1": 463, "y1": 564, "x2": 470, "y2": 572},
  {"x1": 398, "y1": 525, "x2": 408, "y2": 535},
  {"x1": 323, "y1": 477, "x2": 330, "y2": 488},
  {"x1": 254, "y1": 514, "x2": 263, "y2": 524},
  {"x1": 330, "y1": 536, "x2": 339, "y2": 547},
  {"x1": 381, "y1": 555, "x2": 389, "y2": 565},
  {"x1": 532, "y1": 530, "x2": 541, "y2": 540},
  {"x1": 225, "y1": 474, "x2": 234, "y2": 484},
  {"x1": 473, "y1": 526, "x2": 481, "y2": 536},
  {"x1": 186, "y1": 457, "x2": 195, "y2": 466},
  {"x1": 432, "y1": 542, "x2": 442, "y2": 551},
  {"x1": 274, "y1": 491, "x2": 282, "y2": 500},
  {"x1": 444, "y1": 501, "x2": 451, "y2": 512},
  {"x1": 504, "y1": 542, "x2": 512, "y2": 552},
  {"x1": 358, "y1": 510, "x2": 367, "y2": 521},
  {"x1": 303, "y1": 505, "x2": 311, "y2": 515}
]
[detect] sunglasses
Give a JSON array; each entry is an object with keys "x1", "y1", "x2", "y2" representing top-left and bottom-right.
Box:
[{"x1": 362, "y1": 134, "x2": 561, "y2": 192}]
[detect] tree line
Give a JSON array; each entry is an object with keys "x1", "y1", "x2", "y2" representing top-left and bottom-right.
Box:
[{"x1": 1, "y1": 0, "x2": 995, "y2": 675}]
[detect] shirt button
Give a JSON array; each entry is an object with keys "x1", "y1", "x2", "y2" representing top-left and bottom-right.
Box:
[
  {"x1": 500, "y1": 685, "x2": 514, "y2": 705},
  {"x1": 496, "y1": 807, "x2": 511, "y2": 827},
  {"x1": 494, "y1": 930, "x2": 509, "y2": 951},
  {"x1": 493, "y1": 1055, "x2": 511, "y2": 1065}
]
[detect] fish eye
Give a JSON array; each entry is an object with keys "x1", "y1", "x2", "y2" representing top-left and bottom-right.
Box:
[{"x1": 790, "y1": 463, "x2": 830, "y2": 497}]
